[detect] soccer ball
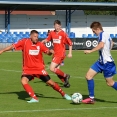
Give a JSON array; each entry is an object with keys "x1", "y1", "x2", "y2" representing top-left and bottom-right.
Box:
[{"x1": 72, "y1": 93, "x2": 83, "y2": 104}]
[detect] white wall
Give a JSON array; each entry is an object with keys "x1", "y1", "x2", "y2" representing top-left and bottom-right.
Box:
[{"x1": 0, "y1": 14, "x2": 117, "y2": 37}]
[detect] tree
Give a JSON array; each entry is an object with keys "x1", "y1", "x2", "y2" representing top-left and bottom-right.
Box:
[
  {"x1": 61, "y1": 0, "x2": 116, "y2": 2},
  {"x1": 61, "y1": 0, "x2": 117, "y2": 15}
]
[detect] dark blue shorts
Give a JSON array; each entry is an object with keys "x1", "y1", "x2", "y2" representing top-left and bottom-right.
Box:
[{"x1": 91, "y1": 61, "x2": 116, "y2": 78}]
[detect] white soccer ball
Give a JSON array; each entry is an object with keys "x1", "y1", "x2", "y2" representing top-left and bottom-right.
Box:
[{"x1": 72, "y1": 93, "x2": 83, "y2": 103}]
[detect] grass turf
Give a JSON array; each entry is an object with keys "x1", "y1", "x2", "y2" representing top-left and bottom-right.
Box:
[{"x1": 0, "y1": 51, "x2": 117, "y2": 117}]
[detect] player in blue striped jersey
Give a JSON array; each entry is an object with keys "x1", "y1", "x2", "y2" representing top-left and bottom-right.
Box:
[{"x1": 82, "y1": 22, "x2": 116, "y2": 104}]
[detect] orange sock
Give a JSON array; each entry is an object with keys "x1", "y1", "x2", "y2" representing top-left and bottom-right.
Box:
[
  {"x1": 23, "y1": 84, "x2": 38, "y2": 100},
  {"x1": 54, "y1": 68, "x2": 66, "y2": 78},
  {"x1": 52, "y1": 83, "x2": 65, "y2": 96},
  {"x1": 57, "y1": 75, "x2": 65, "y2": 82}
]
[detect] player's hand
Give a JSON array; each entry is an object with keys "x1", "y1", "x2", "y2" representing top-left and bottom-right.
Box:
[
  {"x1": 47, "y1": 49, "x2": 54, "y2": 56},
  {"x1": 84, "y1": 50, "x2": 92, "y2": 54},
  {"x1": 67, "y1": 53, "x2": 72, "y2": 58},
  {"x1": 41, "y1": 39, "x2": 46, "y2": 44},
  {"x1": 0, "y1": 50, "x2": 3, "y2": 55},
  {"x1": 50, "y1": 49, "x2": 54, "y2": 54}
]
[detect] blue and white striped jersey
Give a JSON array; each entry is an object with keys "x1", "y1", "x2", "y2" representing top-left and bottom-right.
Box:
[{"x1": 98, "y1": 31, "x2": 114, "y2": 64}]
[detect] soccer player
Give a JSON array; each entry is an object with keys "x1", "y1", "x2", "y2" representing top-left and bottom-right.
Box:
[
  {"x1": 0, "y1": 30, "x2": 71, "y2": 103},
  {"x1": 60, "y1": 61, "x2": 64, "y2": 66},
  {"x1": 82, "y1": 22, "x2": 116, "y2": 104},
  {"x1": 42, "y1": 20, "x2": 72, "y2": 88}
]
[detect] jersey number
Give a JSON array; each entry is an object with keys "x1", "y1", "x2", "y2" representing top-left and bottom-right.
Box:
[{"x1": 42, "y1": 70, "x2": 47, "y2": 75}]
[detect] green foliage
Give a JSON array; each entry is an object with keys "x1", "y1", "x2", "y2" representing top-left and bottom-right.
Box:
[
  {"x1": 61, "y1": 0, "x2": 117, "y2": 2},
  {"x1": 84, "y1": 11, "x2": 117, "y2": 15},
  {"x1": 61, "y1": 0, "x2": 117, "y2": 15}
]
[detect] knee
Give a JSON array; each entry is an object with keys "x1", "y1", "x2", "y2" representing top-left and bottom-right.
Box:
[
  {"x1": 49, "y1": 66, "x2": 55, "y2": 72},
  {"x1": 21, "y1": 77, "x2": 28, "y2": 85},
  {"x1": 85, "y1": 74, "x2": 93, "y2": 80},
  {"x1": 46, "y1": 80, "x2": 55, "y2": 87},
  {"x1": 106, "y1": 81, "x2": 114, "y2": 87}
]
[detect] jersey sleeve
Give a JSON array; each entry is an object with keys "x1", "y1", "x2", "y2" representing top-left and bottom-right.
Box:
[
  {"x1": 64, "y1": 33, "x2": 72, "y2": 46},
  {"x1": 110, "y1": 37, "x2": 112, "y2": 41},
  {"x1": 13, "y1": 39, "x2": 25, "y2": 50},
  {"x1": 99, "y1": 33, "x2": 106, "y2": 43},
  {"x1": 40, "y1": 43, "x2": 49, "y2": 53},
  {"x1": 46, "y1": 32, "x2": 52, "y2": 42}
]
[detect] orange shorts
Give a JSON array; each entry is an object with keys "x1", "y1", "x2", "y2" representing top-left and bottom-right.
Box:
[{"x1": 52, "y1": 56, "x2": 65, "y2": 64}]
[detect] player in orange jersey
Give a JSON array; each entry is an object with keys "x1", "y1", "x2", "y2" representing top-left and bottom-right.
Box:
[
  {"x1": 0, "y1": 30, "x2": 71, "y2": 103},
  {"x1": 42, "y1": 20, "x2": 72, "y2": 88}
]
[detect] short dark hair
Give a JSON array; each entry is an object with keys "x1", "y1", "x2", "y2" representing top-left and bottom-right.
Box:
[
  {"x1": 54, "y1": 20, "x2": 61, "y2": 25},
  {"x1": 90, "y1": 22, "x2": 103, "y2": 31},
  {"x1": 30, "y1": 30, "x2": 38, "y2": 35}
]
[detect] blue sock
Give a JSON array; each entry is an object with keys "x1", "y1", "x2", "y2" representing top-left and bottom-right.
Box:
[
  {"x1": 112, "y1": 82, "x2": 117, "y2": 90},
  {"x1": 87, "y1": 79, "x2": 94, "y2": 98}
]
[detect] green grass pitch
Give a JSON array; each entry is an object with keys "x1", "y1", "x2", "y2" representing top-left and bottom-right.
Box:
[{"x1": 0, "y1": 51, "x2": 117, "y2": 117}]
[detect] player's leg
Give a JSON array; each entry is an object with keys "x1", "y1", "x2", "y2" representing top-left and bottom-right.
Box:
[
  {"x1": 39, "y1": 75, "x2": 71, "y2": 100},
  {"x1": 21, "y1": 75, "x2": 39, "y2": 103},
  {"x1": 82, "y1": 61, "x2": 101, "y2": 104},
  {"x1": 50, "y1": 61, "x2": 65, "y2": 77},
  {"x1": 60, "y1": 61, "x2": 64, "y2": 66},
  {"x1": 56, "y1": 64, "x2": 65, "y2": 82},
  {"x1": 50, "y1": 62, "x2": 70, "y2": 87},
  {"x1": 50, "y1": 57, "x2": 70, "y2": 87},
  {"x1": 104, "y1": 62, "x2": 117, "y2": 90},
  {"x1": 105, "y1": 76, "x2": 117, "y2": 91},
  {"x1": 82, "y1": 68, "x2": 97, "y2": 104},
  {"x1": 105, "y1": 76, "x2": 115, "y2": 87}
]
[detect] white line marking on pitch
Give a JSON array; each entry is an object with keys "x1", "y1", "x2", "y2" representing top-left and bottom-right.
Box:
[
  {"x1": 0, "y1": 107, "x2": 117, "y2": 113},
  {"x1": 0, "y1": 60, "x2": 21, "y2": 63},
  {"x1": 0, "y1": 65, "x2": 49, "y2": 73},
  {"x1": 0, "y1": 69, "x2": 21, "y2": 72},
  {"x1": 0, "y1": 67, "x2": 104, "y2": 81}
]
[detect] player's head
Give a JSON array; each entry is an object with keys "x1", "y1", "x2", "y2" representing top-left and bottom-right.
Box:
[
  {"x1": 90, "y1": 22, "x2": 103, "y2": 36},
  {"x1": 30, "y1": 30, "x2": 38, "y2": 44},
  {"x1": 54, "y1": 20, "x2": 61, "y2": 32}
]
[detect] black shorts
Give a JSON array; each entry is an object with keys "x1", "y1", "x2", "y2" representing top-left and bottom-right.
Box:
[{"x1": 21, "y1": 74, "x2": 50, "y2": 83}]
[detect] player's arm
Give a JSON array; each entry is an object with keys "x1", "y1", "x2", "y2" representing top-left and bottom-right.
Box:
[
  {"x1": 46, "y1": 49, "x2": 54, "y2": 56},
  {"x1": 41, "y1": 42, "x2": 54, "y2": 56},
  {"x1": 65, "y1": 34, "x2": 73, "y2": 58},
  {"x1": 68, "y1": 45, "x2": 72, "y2": 58},
  {"x1": 0, "y1": 45, "x2": 14, "y2": 54},
  {"x1": 42, "y1": 32, "x2": 52, "y2": 43},
  {"x1": 84, "y1": 33, "x2": 107, "y2": 54},
  {"x1": 84, "y1": 42, "x2": 104, "y2": 54},
  {"x1": 0, "y1": 39, "x2": 25, "y2": 55},
  {"x1": 41, "y1": 39, "x2": 48, "y2": 43}
]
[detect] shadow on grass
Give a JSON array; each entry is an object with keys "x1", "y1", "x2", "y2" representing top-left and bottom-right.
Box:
[
  {"x1": 81, "y1": 95, "x2": 117, "y2": 103},
  {"x1": 47, "y1": 62, "x2": 51, "y2": 64},
  {"x1": 33, "y1": 80, "x2": 44, "y2": 83},
  {"x1": 33, "y1": 80, "x2": 64, "y2": 87},
  {"x1": 70, "y1": 102, "x2": 82, "y2": 105},
  {"x1": 55, "y1": 82, "x2": 64, "y2": 86},
  {"x1": 0, "y1": 91, "x2": 63, "y2": 101},
  {"x1": 44, "y1": 82, "x2": 63, "y2": 87}
]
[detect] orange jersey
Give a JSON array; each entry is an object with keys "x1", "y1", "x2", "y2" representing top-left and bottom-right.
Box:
[
  {"x1": 46, "y1": 30, "x2": 72, "y2": 57},
  {"x1": 13, "y1": 38, "x2": 49, "y2": 74}
]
